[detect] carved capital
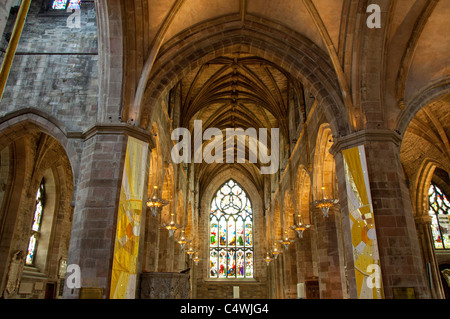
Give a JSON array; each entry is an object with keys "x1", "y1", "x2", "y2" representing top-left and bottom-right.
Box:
[{"x1": 329, "y1": 129, "x2": 402, "y2": 156}]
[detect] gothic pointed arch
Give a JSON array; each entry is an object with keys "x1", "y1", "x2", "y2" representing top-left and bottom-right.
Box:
[
  {"x1": 209, "y1": 179, "x2": 254, "y2": 279},
  {"x1": 295, "y1": 165, "x2": 312, "y2": 225},
  {"x1": 313, "y1": 123, "x2": 337, "y2": 203}
]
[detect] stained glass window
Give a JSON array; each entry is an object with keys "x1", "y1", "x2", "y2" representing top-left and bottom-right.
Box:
[
  {"x1": 26, "y1": 179, "x2": 45, "y2": 265},
  {"x1": 428, "y1": 183, "x2": 450, "y2": 249},
  {"x1": 52, "y1": 0, "x2": 81, "y2": 10},
  {"x1": 209, "y1": 180, "x2": 253, "y2": 279}
]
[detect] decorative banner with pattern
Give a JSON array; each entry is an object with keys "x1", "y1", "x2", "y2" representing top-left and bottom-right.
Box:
[
  {"x1": 342, "y1": 145, "x2": 384, "y2": 299},
  {"x1": 110, "y1": 136, "x2": 148, "y2": 299}
]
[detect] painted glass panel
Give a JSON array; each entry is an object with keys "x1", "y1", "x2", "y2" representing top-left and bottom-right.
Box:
[
  {"x1": 227, "y1": 249, "x2": 236, "y2": 277},
  {"x1": 67, "y1": 0, "x2": 81, "y2": 10},
  {"x1": 227, "y1": 217, "x2": 236, "y2": 246},
  {"x1": 429, "y1": 184, "x2": 450, "y2": 249},
  {"x1": 210, "y1": 250, "x2": 218, "y2": 278},
  {"x1": 236, "y1": 249, "x2": 245, "y2": 278},
  {"x1": 218, "y1": 250, "x2": 227, "y2": 278},
  {"x1": 210, "y1": 218, "x2": 218, "y2": 247},
  {"x1": 52, "y1": 0, "x2": 81, "y2": 10},
  {"x1": 52, "y1": 0, "x2": 67, "y2": 9},
  {"x1": 236, "y1": 218, "x2": 244, "y2": 247},
  {"x1": 245, "y1": 221, "x2": 252, "y2": 246},
  {"x1": 26, "y1": 235, "x2": 37, "y2": 265},
  {"x1": 245, "y1": 251, "x2": 253, "y2": 277},
  {"x1": 209, "y1": 179, "x2": 253, "y2": 278},
  {"x1": 26, "y1": 179, "x2": 45, "y2": 265}
]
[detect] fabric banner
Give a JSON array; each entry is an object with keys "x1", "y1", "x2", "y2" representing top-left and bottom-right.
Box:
[
  {"x1": 110, "y1": 136, "x2": 148, "y2": 299},
  {"x1": 342, "y1": 145, "x2": 384, "y2": 299}
]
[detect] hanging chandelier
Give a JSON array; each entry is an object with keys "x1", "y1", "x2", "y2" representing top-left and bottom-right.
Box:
[
  {"x1": 280, "y1": 231, "x2": 293, "y2": 250},
  {"x1": 162, "y1": 213, "x2": 182, "y2": 237},
  {"x1": 312, "y1": 187, "x2": 338, "y2": 217},
  {"x1": 272, "y1": 243, "x2": 280, "y2": 259},
  {"x1": 177, "y1": 230, "x2": 188, "y2": 249},
  {"x1": 193, "y1": 252, "x2": 200, "y2": 266},
  {"x1": 146, "y1": 186, "x2": 169, "y2": 217},
  {"x1": 290, "y1": 214, "x2": 311, "y2": 238},
  {"x1": 186, "y1": 243, "x2": 195, "y2": 259},
  {"x1": 265, "y1": 252, "x2": 273, "y2": 266}
]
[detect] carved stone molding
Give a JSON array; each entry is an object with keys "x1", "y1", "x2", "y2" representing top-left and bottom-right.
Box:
[
  {"x1": 4, "y1": 250, "x2": 25, "y2": 297},
  {"x1": 80, "y1": 123, "x2": 155, "y2": 148},
  {"x1": 414, "y1": 214, "x2": 432, "y2": 225},
  {"x1": 329, "y1": 129, "x2": 402, "y2": 156},
  {"x1": 140, "y1": 272, "x2": 190, "y2": 299}
]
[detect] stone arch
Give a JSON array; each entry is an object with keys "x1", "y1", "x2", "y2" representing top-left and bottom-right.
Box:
[
  {"x1": 283, "y1": 192, "x2": 294, "y2": 237},
  {"x1": 412, "y1": 160, "x2": 439, "y2": 218},
  {"x1": 272, "y1": 199, "x2": 281, "y2": 246},
  {"x1": 313, "y1": 123, "x2": 337, "y2": 201},
  {"x1": 161, "y1": 164, "x2": 175, "y2": 223},
  {"x1": 282, "y1": 190, "x2": 298, "y2": 299},
  {"x1": 199, "y1": 168, "x2": 264, "y2": 280},
  {"x1": 176, "y1": 190, "x2": 184, "y2": 227},
  {"x1": 138, "y1": 14, "x2": 351, "y2": 137},
  {"x1": 293, "y1": 165, "x2": 317, "y2": 291},
  {"x1": 147, "y1": 123, "x2": 163, "y2": 192},
  {"x1": 400, "y1": 91, "x2": 450, "y2": 218},
  {"x1": 295, "y1": 165, "x2": 312, "y2": 225},
  {"x1": 156, "y1": 164, "x2": 175, "y2": 272},
  {"x1": 0, "y1": 126, "x2": 74, "y2": 297},
  {"x1": 398, "y1": 91, "x2": 450, "y2": 298},
  {"x1": 185, "y1": 201, "x2": 194, "y2": 242},
  {"x1": 142, "y1": 123, "x2": 166, "y2": 272},
  {"x1": 0, "y1": 110, "x2": 80, "y2": 185},
  {"x1": 396, "y1": 86, "x2": 450, "y2": 137},
  {"x1": 174, "y1": 190, "x2": 185, "y2": 271}
]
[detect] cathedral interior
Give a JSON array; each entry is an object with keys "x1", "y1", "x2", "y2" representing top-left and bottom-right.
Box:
[{"x1": 0, "y1": 0, "x2": 449, "y2": 300}]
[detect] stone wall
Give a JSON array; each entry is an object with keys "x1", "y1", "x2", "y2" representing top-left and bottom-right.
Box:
[{"x1": 0, "y1": 0, "x2": 98, "y2": 132}]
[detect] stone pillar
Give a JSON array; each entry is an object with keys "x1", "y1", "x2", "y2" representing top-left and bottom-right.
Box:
[
  {"x1": 282, "y1": 242, "x2": 298, "y2": 298},
  {"x1": 295, "y1": 229, "x2": 316, "y2": 283},
  {"x1": 331, "y1": 130, "x2": 431, "y2": 299},
  {"x1": 415, "y1": 215, "x2": 445, "y2": 299},
  {"x1": 157, "y1": 228, "x2": 175, "y2": 272},
  {"x1": 312, "y1": 205, "x2": 345, "y2": 299},
  {"x1": 63, "y1": 124, "x2": 153, "y2": 299}
]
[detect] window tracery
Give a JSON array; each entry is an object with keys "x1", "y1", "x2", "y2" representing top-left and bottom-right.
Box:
[
  {"x1": 428, "y1": 183, "x2": 450, "y2": 249},
  {"x1": 209, "y1": 180, "x2": 253, "y2": 279}
]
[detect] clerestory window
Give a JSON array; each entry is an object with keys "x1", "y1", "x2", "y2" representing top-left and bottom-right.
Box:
[{"x1": 51, "y1": 0, "x2": 81, "y2": 10}]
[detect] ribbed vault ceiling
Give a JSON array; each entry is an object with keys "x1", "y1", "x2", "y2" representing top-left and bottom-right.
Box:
[
  {"x1": 114, "y1": 0, "x2": 450, "y2": 194},
  {"x1": 174, "y1": 53, "x2": 304, "y2": 190}
]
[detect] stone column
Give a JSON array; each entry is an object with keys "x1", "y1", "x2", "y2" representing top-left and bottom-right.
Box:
[
  {"x1": 331, "y1": 130, "x2": 431, "y2": 299},
  {"x1": 415, "y1": 215, "x2": 445, "y2": 299},
  {"x1": 295, "y1": 229, "x2": 316, "y2": 283},
  {"x1": 63, "y1": 124, "x2": 153, "y2": 299},
  {"x1": 312, "y1": 205, "x2": 345, "y2": 299}
]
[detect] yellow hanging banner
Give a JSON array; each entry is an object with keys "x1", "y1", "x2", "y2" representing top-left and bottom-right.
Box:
[
  {"x1": 110, "y1": 136, "x2": 148, "y2": 299},
  {"x1": 342, "y1": 145, "x2": 384, "y2": 299}
]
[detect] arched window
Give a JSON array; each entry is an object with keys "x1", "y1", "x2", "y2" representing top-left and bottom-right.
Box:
[
  {"x1": 26, "y1": 179, "x2": 45, "y2": 265},
  {"x1": 51, "y1": 0, "x2": 81, "y2": 10},
  {"x1": 209, "y1": 180, "x2": 253, "y2": 279},
  {"x1": 428, "y1": 183, "x2": 450, "y2": 249}
]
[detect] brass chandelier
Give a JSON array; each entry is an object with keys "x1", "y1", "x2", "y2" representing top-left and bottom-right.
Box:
[
  {"x1": 312, "y1": 187, "x2": 338, "y2": 217},
  {"x1": 146, "y1": 186, "x2": 169, "y2": 217},
  {"x1": 162, "y1": 213, "x2": 182, "y2": 237},
  {"x1": 290, "y1": 213, "x2": 311, "y2": 238}
]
